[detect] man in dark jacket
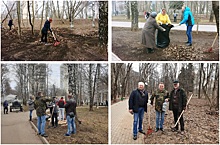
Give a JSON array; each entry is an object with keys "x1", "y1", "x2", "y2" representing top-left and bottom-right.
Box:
[
  {"x1": 34, "y1": 92, "x2": 52, "y2": 137},
  {"x1": 179, "y1": 6, "x2": 195, "y2": 46},
  {"x1": 129, "y1": 82, "x2": 148, "y2": 140},
  {"x1": 41, "y1": 18, "x2": 53, "y2": 44},
  {"x1": 64, "y1": 95, "x2": 77, "y2": 136},
  {"x1": 3, "y1": 100, "x2": 9, "y2": 114},
  {"x1": 8, "y1": 19, "x2": 13, "y2": 30},
  {"x1": 168, "y1": 81, "x2": 187, "y2": 135},
  {"x1": 51, "y1": 97, "x2": 59, "y2": 128},
  {"x1": 142, "y1": 12, "x2": 166, "y2": 53}
]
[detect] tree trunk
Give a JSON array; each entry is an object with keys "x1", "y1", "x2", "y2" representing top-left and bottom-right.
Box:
[
  {"x1": 17, "y1": 1, "x2": 21, "y2": 38},
  {"x1": 198, "y1": 63, "x2": 202, "y2": 99},
  {"x1": 209, "y1": 10, "x2": 214, "y2": 22},
  {"x1": 89, "y1": 64, "x2": 93, "y2": 111},
  {"x1": 39, "y1": 1, "x2": 45, "y2": 35},
  {"x1": 32, "y1": 1, "x2": 35, "y2": 34},
  {"x1": 212, "y1": 1, "x2": 219, "y2": 35},
  {"x1": 27, "y1": 1, "x2": 34, "y2": 35},
  {"x1": 126, "y1": 1, "x2": 130, "y2": 20},
  {"x1": 98, "y1": 1, "x2": 108, "y2": 50},
  {"x1": 131, "y1": 1, "x2": 138, "y2": 31},
  {"x1": 92, "y1": 2, "x2": 95, "y2": 27},
  {"x1": 57, "y1": 1, "x2": 61, "y2": 19}
]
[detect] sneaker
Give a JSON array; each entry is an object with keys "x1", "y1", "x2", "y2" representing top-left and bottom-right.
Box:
[
  {"x1": 138, "y1": 130, "x2": 146, "y2": 135},
  {"x1": 41, "y1": 134, "x2": 48, "y2": 137},
  {"x1": 186, "y1": 43, "x2": 192, "y2": 46},
  {"x1": 65, "y1": 133, "x2": 70, "y2": 137},
  {"x1": 155, "y1": 128, "x2": 159, "y2": 132},
  {"x1": 71, "y1": 131, "x2": 76, "y2": 134},
  {"x1": 185, "y1": 41, "x2": 189, "y2": 44},
  {"x1": 45, "y1": 43, "x2": 51, "y2": 46},
  {"x1": 37, "y1": 133, "x2": 41, "y2": 135},
  {"x1": 160, "y1": 128, "x2": 164, "y2": 132},
  {"x1": 133, "y1": 135, "x2": 137, "y2": 140}
]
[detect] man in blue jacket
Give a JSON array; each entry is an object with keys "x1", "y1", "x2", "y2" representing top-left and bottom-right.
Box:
[
  {"x1": 41, "y1": 18, "x2": 53, "y2": 44},
  {"x1": 179, "y1": 6, "x2": 195, "y2": 46},
  {"x1": 129, "y1": 82, "x2": 148, "y2": 140}
]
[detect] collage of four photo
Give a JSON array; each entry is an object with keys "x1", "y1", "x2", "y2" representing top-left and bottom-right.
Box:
[{"x1": 1, "y1": 0, "x2": 219, "y2": 144}]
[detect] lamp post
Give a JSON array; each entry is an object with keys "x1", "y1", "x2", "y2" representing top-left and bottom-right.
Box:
[{"x1": 120, "y1": 84, "x2": 123, "y2": 100}]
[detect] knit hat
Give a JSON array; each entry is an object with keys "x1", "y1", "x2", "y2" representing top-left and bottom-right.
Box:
[{"x1": 151, "y1": 12, "x2": 157, "y2": 18}]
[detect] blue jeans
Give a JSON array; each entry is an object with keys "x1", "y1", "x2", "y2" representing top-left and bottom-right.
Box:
[
  {"x1": 29, "y1": 110, "x2": 33, "y2": 117},
  {"x1": 186, "y1": 25, "x2": 193, "y2": 44},
  {"x1": 133, "y1": 107, "x2": 144, "y2": 136},
  {"x1": 66, "y1": 115, "x2": 76, "y2": 135},
  {"x1": 37, "y1": 115, "x2": 46, "y2": 134},
  {"x1": 156, "y1": 111, "x2": 165, "y2": 129}
]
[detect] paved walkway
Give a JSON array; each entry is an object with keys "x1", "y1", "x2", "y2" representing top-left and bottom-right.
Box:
[
  {"x1": 112, "y1": 21, "x2": 217, "y2": 32},
  {"x1": 111, "y1": 99, "x2": 146, "y2": 144},
  {"x1": 1, "y1": 109, "x2": 42, "y2": 144}
]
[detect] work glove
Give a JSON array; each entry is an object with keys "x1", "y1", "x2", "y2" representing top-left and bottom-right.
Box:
[
  {"x1": 166, "y1": 23, "x2": 168, "y2": 25},
  {"x1": 179, "y1": 23, "x2": 181, "y2": 26},
  {"x1": 163, "y1": 28, "x2": 166, "y2": 32},
  {"x1": 159, "y1": 22, "x2": 162, "y2": 25}
]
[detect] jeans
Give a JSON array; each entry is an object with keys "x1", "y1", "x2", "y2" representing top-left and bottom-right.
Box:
[
  {"x1": 29, "y1": 110, "x2": 33, "y2": 117},
  {"x1": 173, "y1": 108, "x2": 184, "y2": 131},
  {"x1": 37, "y1": 115, "x2": 46, "y2": 134},
  {"x1": 156, "y1": 111, "x2": 165, "y2": 129},
  {"x1": 186, "y1": 25, "x2": 193, "y2": 44},
  {"x1": 133, "y1": 107, "x2": 145, "y2": 136},
  {"x1": 66, "y1": 115, "x2": 76, "y2": 135},
  {"x1": 52, "y1": 113, "x2": 58, "y2": 127},
  {"x1": 59, "y1": 108, "x2": 65, "y2": 120}
]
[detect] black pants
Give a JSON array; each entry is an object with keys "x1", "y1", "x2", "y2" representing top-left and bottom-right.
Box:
[
  {"x1": 52, "y1": 113, "x2": 58, "y2": 127},
  {"x1": 174, "y1": 17, "x2": 177, "y2": 22},
  {"x1": 4, "y1": 107, "x2": 8, "y2": 114},
  {"x1": 9, "y1": 26, "x2": 12, "y2": 30},
  {"x1": 173, "y1": 108, "x2": 184, "y2": 131},
  {"x1": 41, "y1": 31, "x2": 48, "y2": 43}
]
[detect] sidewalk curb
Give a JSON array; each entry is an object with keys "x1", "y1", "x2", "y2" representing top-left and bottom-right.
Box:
[{"x1": 29, "y1": 121, "x2": 49, "y2": 144}]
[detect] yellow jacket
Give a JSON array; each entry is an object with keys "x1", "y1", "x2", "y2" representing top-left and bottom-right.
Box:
[{"x1": 156, "y1": 13, "x2": 171, "y2": 24}]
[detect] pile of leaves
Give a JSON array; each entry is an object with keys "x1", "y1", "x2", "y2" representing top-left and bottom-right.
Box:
[{"x1": 143, "y1": 98, "x2": 219, "y2": 144}]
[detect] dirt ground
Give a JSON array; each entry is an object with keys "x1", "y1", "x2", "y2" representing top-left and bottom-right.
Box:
[
  {"x1": 143, "y1": 98, "x2": 219, "y2": 144},
  {"x1": 1, "y1": 19, "x2": 107, "y2": 61},
  {"x1": 33, "y1": 107, "x2": 108, "y2": 144},
  {"x1": 112, "y1": 27, "x2": 219, "y2": 61}
]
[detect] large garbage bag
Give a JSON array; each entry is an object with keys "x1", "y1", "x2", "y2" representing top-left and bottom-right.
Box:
[{"x1": 156, "y1": 24, "x2": 174, "y2": 48}]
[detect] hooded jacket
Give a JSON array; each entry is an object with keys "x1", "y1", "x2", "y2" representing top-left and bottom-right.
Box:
[
  {"x1": 42, "y1": 20, "x2": 52, "y2": 33},
  {"x1": 180, "y1": 7, "x2": 195, "y2": 26}
]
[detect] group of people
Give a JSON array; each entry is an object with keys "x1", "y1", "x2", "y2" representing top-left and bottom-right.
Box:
[
  {"x1": 27, "y1": 92, "x2": 77, "y2": 137},
  {"x1": 142, "y1": 6, "x2": 195, "y2": 53},
  {"x1": 129, "y1": 81, "x2": 187, "y2": 140}
]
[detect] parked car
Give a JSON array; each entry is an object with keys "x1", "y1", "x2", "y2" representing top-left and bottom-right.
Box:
[{"x1": 10, "y1": 100, "x2": 23, "y2": 112}]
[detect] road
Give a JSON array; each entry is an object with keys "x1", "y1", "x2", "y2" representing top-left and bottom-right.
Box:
[
  {"x1": 111, "y1": 99, "x2": 150, "y2": 144},
  {"x1": 112, "y1": 21, "x2": 217, "y2": 32},
  {"x1": 1, "y1": 109, "x2": 42, "y2": 144}
]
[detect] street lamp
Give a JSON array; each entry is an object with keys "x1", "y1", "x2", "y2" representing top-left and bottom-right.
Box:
[{"x1": 120, "y1": 84, "x2": 123, "y2": 101}]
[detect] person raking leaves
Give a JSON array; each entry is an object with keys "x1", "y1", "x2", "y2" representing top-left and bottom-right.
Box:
[{"x1": 41, "y1": 18, "x2": 53, "y2": 45}]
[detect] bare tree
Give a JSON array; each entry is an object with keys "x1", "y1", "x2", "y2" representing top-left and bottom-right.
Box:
[
  {"x1": 27, "y1": 1, "x2": 34, "y2": 35},
  {"x1": 99, "y1": 1, "x2": 108, "y2": 50},
  {"x1": 2, "y1": 2, "x2": 15, "y2": 25},
  {"x1": 131, "y1": 1, "x2": 138, "y2": 31},
  {"x1": 39, "y1": 1, "x2": 45, "y2": 35},
  {"x1": 17, "y1": 1, "x2": 21, "y2": 37},
  {"x1": 212, "y1": 1, "x2": 219, "y2": 34}
]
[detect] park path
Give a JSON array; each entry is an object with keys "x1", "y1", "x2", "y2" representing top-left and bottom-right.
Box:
[
  {"x1": 1, "y1": 109, "x2": 42, "y2": 144},
  {"x1": 112, "y1": 21, "x2": 217, "y2": 32},
  {"x1": 111, "y1": 99, "x2": 149, "y2": 144}
]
